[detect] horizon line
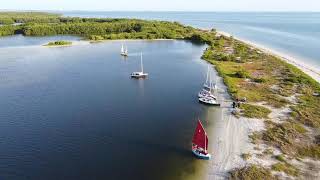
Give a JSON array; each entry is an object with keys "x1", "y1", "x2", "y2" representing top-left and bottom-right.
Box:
[{"x1": 1, "y1": 9, "x2": 320, "y2": 13}]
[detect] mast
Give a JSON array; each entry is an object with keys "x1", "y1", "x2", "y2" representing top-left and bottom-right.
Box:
[
  {"x1": 209, "y1": 70, "x2": 212, "y2": 93},
  {"x1": 140, "y1": 52, "x2": 143, "y2": 73},
  {"x1": 204, "y1": 132, "x2": 208, "y2": 152},
  {"x1": 205, "y1": 65, "x2": 209, "y2": 85},
  {"x1": 121, "y1": 44, "x2": 124, "y2": 53}
]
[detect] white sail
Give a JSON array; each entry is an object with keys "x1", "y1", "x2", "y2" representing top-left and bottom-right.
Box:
[
  {"x1": 205, "y1": 65, "x2": 210, "y2": 85},
  {"x1": 121, "y1": 44, "x2": 124, "y2": 53},
  {"x1": 140, "y1": 52, "x2": 143, "y2": 73}
]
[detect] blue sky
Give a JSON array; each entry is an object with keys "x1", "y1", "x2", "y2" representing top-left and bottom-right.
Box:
[{"x1": 1, "y1": 0, "x2": 319, "y2": 11}]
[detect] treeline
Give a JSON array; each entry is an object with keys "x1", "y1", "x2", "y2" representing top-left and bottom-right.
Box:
[
  {"x1": 0, "y1": 12, "x2": 60, "y2": 24},
  {"x1": 21, "y1": 20, "x2": 198, "y2": 40},
  {"x1": 0, "y1": 25, "x2": 19, "y2": 36},
  {"x1": 0, "y1": 12, "x2": 218, "y2": 45}
]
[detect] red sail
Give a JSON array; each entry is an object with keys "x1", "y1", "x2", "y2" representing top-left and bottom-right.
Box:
[{"x1": 192, "y1": 120, "x2": 208, "y2": 150}]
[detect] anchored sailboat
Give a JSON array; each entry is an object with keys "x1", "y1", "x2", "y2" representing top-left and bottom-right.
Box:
[
  {"x1": 198, "y1": 66, "x2": 220, "y2": 106},
  {"x1": 121, "y1": 43, "x2": 128, "y2": 56},
  {"x1": 199, "y1": 78, "x2": 220, "y2": 105},
  {"x1": 199, "y1": 66, "x2": 216, "y2": 99},
  {"x1": 131, "y1": 52, "x2": 148, "y2": 78},
  {"x1": 192, "y1": 119, "x2": 211, "y2": 160}
]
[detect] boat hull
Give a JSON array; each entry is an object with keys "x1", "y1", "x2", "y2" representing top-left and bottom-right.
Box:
[
  {"x1": 199, "y1": 98, "x2": 220, "y2": 106},
  {"x1": 198, "y1": 91, "x2": 216, "y2": 99},
  {"x1": 131, "y1": 75, "x2": 147, "y2": 78},
  {"x1": 192, "y1": 149, "x2": 211, "y2": 160},
  {"x1": 131, "y1": 73, "x2": 148, "y2": 78}
]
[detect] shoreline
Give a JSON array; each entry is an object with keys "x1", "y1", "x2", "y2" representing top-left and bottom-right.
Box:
[
  {"x1": 209, "y1": 31, "x2": 320, "y2": 179},
  {"x1": 205, "y1": 68, "x2": 258, "y2": 179},
  {"x1": 216, "y1": 30, "x2": 320, "y2": 84}
]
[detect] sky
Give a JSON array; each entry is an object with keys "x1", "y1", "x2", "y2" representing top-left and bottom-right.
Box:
[{"x1": 1, "y1": 0, "x2": 320, "y2": 12}]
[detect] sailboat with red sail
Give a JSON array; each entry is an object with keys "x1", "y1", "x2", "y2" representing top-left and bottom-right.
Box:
[{"x1": 192, "y1": 120, "x2": 211, "y2": 160}]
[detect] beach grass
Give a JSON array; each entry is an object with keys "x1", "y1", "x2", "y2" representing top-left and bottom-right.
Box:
[
  {"x1": 240, "y1": 103, "x2": 271, "y2": 119},
  {"x1": 271, "y1": 162, "x2": 299, "y2": 177},
  {"x1": 229, "y1": 165, "x2": 277, "y2": 180}
]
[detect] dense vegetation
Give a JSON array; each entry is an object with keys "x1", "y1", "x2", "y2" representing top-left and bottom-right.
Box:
[
  {"x1": 0, "y1": 12, "x2": 60, "y2": 24},
  {"x1": 45, "y1": 40, "x2": 72, "y2": 46},
  {"x1": 0, "y1": 12, "x2": 209, "y2": 42}
]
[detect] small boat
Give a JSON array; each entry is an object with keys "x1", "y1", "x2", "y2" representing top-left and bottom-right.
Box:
[
  {"x1": 192, "y1": 119, "x2": 211, "y2": 160},
  {"x1": 121, "y1": 43, "x2": 128, "y2": 56},
  {"x1": 198, "y1": 90, "x2": 216, "y2": 99},
  {"x1": 198, "y1": 66, "x2": 219, "y2": 104},
  {"x1": 131, "y1": 53, "x2": 148, "y2": 78},
  {"x1": 199, "y1": 97, "x2": 220, "y2": 106}
]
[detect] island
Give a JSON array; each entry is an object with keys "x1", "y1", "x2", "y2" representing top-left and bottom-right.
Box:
[
  {"x1": 0, "y1": 12, "x2": 319, "y2": 179},
  {"x1": 44, "y1": 40, "x2": 72, "y2": 46}
]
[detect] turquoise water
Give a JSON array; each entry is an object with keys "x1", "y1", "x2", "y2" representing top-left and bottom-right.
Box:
[{"x1": 61, "y1": 11, "x2": 320, "y2": 69}]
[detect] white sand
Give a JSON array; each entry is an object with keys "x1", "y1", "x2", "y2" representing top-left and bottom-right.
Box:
[
  {"x1": 217, "y1": 31, "x2": 320, "y2": 84},
  {"x1": 205, "y1": 69, "x2": 265, "y2": 179}
]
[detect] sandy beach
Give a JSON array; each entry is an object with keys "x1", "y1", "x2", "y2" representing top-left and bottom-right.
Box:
[
  {"x1": 204, "y1": 66, "x2": 264, "y2": 179},
  {"x1": 217, "y1": 31, "x2": 320, "y2": 84},
  {"x1": 204, "y1": 31, "x2": 320, "y2": 179}
]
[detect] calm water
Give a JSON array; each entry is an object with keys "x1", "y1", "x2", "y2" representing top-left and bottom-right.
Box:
[
  {"x1": 0, "y1": 35, "x2": 80, "y2": 48},
  {"x1": 0, "y1": 37, "x2": 221, "y2": 180},
  {"x1": 61, "y1": 11, "x2": 320, "y2": 69}
]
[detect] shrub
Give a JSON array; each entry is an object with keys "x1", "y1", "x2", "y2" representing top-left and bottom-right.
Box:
[
  {"x1": 271, "y1": 162, "x2": 299, "y2": 176},
  {"x1": 297, "y1": 145, "x2": 320, "y2": 160},
  {"x1": 230, "y1": 165, "x2": 277, "y2": 180},
  {"x1": 235, "y1": 69, "x2": 250, "y2": 78},
  {"x1": 241, "y1": 103, "x2": 271, "y2": 119},
  {"x1": 46, "y1": 40, "x2": 72, "y2": 46},
  {"x1": 241, "y1": 153, "x2": 252, "y2": 160}
]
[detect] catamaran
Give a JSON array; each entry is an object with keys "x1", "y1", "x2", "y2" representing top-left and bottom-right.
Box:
[
  {"x1": 131, "y1": 53, "x2": 148, "y2": 78},
  {"x1": 192, "y1": 119, "x2": 211, "y2": 160},
  {"x1": 121, "y1": 43, "x2": 128, "y2": 56}
]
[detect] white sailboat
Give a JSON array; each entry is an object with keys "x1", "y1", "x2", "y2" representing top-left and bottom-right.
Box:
[
  {"x1": 199, "y1": 67, "x2": 220, "y2": 106},
  {"x1": 121, "y1": 43, "x2": 128, "y2": 56},
  {"x1": 202, "y1": 65, "x2": 217, "y2": 91},
  {"x1": 198, "y1": 66, "x2": 217, "y2": 99},
  {"x1": 131, "y1": 52, "x2": 148, "y2": 78}
]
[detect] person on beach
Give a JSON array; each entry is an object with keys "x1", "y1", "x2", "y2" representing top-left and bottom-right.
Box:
[{"x1": 232, "y1": 101, "x2": 236, "y2": 108}]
